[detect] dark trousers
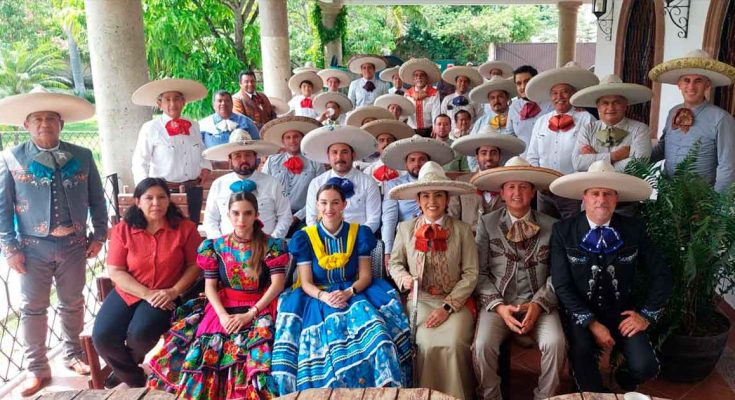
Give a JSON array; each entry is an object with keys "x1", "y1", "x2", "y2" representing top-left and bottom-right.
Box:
[
  {"x1": 567, "y1": 314, "x2": 659, "y2": 392},
  {"x1": 92, "y1": 290, "x2": 173, "y2": 387}
]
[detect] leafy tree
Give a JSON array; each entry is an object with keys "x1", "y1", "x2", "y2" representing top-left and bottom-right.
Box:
[
  {"x1": 0, "y1": 1, "x2": 57, "y2": 50},
  {"x1": 0, "y1": 42, "x2": 71, "y2": 97},
  {"x1": 51, "y1": 0, "x2": 88, "y2": 97}
]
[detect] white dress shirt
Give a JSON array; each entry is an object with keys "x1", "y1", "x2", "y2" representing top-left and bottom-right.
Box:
[
  {"x1": 203, "y1": 171, "x2": 292, "y2": 239},
  {"x1": 526, "y1": 108, "x2": 595, "y2": 175},
  {"x1": 131, "y1": 114, "x2": 212, "y2": 184},
  {"x1": 306, "y1": 167, "x2": 382, "y2": 232},
  {"x1": 507, "y1": 98, "x2": 554, "y2": 155},
  {"x1": 405, "y1": 90, "x2": 441, "y2": 130},
  {"x1": 573, "y1": 117, "x2": 652, "y2": 173},
  {"x1": 262, "y1": 152, "x2": 324, "y2": 220},
  {"x1": 441, "y1": 92, "x2": 484, "y2": 127},
  {"x1": 348, "y1": 77, "x2": 389, "y2": 107}
]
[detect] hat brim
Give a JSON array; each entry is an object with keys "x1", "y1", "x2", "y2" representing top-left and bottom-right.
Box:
[
  {"x1": 260, "y1": 116, "x2": 321, "y2": 146},
  {"x1": 381, "y1": 137, "x2": 455, "y2": 170},
  {"x1": 470, "y1": 166, "x2": 562, "y2": 191},
  {"x1": 317, "y1": 69, "x2": 352, "y2": 88},
  {"x1": 361, "y1": 119, "x2": 414, "y2": 141},
  {"x1": 649, "y1": 57, "x2": 735, "y2": 87},
  {"x1": 374, "y1": 94, "x2": 415, "y2": 117},
  {"x1": 478, "y1": 61, "x2": 513, "y2": 79},
  {"x1": 550, "y1": 172, "x2": 653, "y2": 202},
  {"x1": 313, "y1": 92, "x2": 354, "y2": 113},
  {"x1": 132, "y1": 79, "x2": 208, "y2": 107},
  {"x1": 442, "y1": 67, "x2": 483, "y2": 87},
  {"x1": 526, "y1": 68, "x2": 599, "y2": 103},
  {"x1": 570, "y1": 83, "x2": 653, "y2": 107},
  {"x1": 348, "y1": 55, "x2": 387, "y2": 74},
  {"x1": 451, "y1": 133, "x2": 526, "y2": 157},
  {"x1": 288, "y1": 72, "x2": 324, "y2": 93},
  {"x1": 301, "y1": 125, "x2": 378, "y2": 164},
  {"x1": 0, "y1": 92, "x2": 94, "y2": 126},
  {"x1": 267, "y1": 97, "x2": 291, "y2": 116},
  {"x1": 469, "y1": 79, "x2": 518, "y2": 104},
  {"x1": 389, "y1": 180, "x2": 476, "y2": 200},
  {"x1": 344, "y1": 106, "x2": 396, "y2": 127},
  {"x1": 399, "y1": 59, "x2": 442, "y2": 84},
  {"x1": 379, "y1": 66, "x2": 400, "y2": 82},
  {"x1": 202, "y1": 140, "x2": 281, "y2": 161}
]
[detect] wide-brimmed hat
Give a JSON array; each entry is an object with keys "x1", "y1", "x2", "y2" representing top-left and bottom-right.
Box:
[
  {"x1": 399, "y1": 58, "x2": 442, "y2": 84},
  {"x1": 570, "y1": 74, "x2": 653, "y2": 107},
  {"x1": 381, "y1": 134, "x2": 455, "y2": 170},
  {"x1": 301, "y1": 124, "x2": 378, "y2": 164},
  {"x1": 374, "y1": 93, "x2": 415, "y2": 117},
  {"x1": 317, "y1": 68, "x2": 352, "y2": 88},
  {"x1": 471, "y1": 156, "x2": 562, "y2": 191},
  {"x1": 469, "y1": 75, "x2": 518, "y2": 104},
  {"x1": 648, "y1": 49, "x2": 735, "y2": 87},
  {"x1": 451, "y1": 129, "x2": 526, "y2": 157},
  {"x1": 379, "y1": 66, "x2": 401, "y2": 82},
  {"x1": 267, "y1": 97, "x2": 292, "y2": 117},
  {"x1": 260, "y1": 116, "x2": 321, "y2": 146},
  {"x1": 550, "y1": 159, "x2": 652, "y2": 201},
  {"x1": 478, "y1": 60, "x2": 514, "y2": 79},
  {"x1": 442, "y1": 65, "x2": 483, "y2": 87},
  {"x1": 344, "y1": 106, "x2": 396, "y2": 127},
  {"x1": 347, "y1": 54, "x2": 387, "y2": 74},
  {"x1": 0, "y1": 88, "x2": 94, "y2": 126},
  {"x1": 131, "y1": 78, "x2": 207, "y2": 107},
  {"x1": 389, "y1": 161, "x2": 475, "y2": 200},
  {"x1": 313, "y1": 92, "x2": 354, "y2": 114},
  {"x1": 288, "y1": 71, "x2": 323, "y2": 93},
  {"x1": 202, "y1": 129, "x2": 280, "y2": 161},
  {"x1": 525, "y1": 61, "x2": 599, "y2": 103},
  {"x1": 293, "y1": 61, "x2": 319, "y2": 74},
  {"x1": 361, "y1": 119, "x2": 414, "y2": 141}
]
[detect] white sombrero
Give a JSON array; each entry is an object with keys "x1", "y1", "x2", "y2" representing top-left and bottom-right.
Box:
[
  {"x1": 648, "y1": 49, "x2": 735, "y2": 87},
  {"x1": 399, "y1": 58, "x2": 442, "y2": 84},
  {"x1": 442, "y1": 65, "x2": 483, "y2": 87},
  {"x1": 451, "y1": 129, "x2": 526, "y2": 157},
  {"x1": 470, "y1": 156, "x2": 562, "y2": 191},
  {"x1": 469, "y1": 75, "x2": 518, "y2": 104},
  {"x1": 301, "y1": 124, "x2": 378, "y2": 164},
  {"x1": 478, "y1": 60, "x2": 514, "y2": 79},
  {"x1": 374, "y1": 93, "x2": 415, "y2": 117},
  {"x1": 267, "y1": 97, "x2": 292, "y2": 117},
  {"x1": 550, "y1": 159, "x2": 652, "y2": 202},
  {"x1": 288, "y1": 71, "x2": 323, "y2": 94},
  {"x1": 570, "y1": 74, "x2": 653, "y2": 107},
  {"x1": 131, "y1": 78, "x2": 207, "y2": 107},
  {"x1": 361, "y1": 119, "x2": 414, "y2": 141},
  {"x1": 389, "y1": 161, "x2": 475, "y2": 200},
  {"x1": 379, "y1": 66, "x2": 401, "y2": 82},
  {"x1": 313, "y1": 92, "x2": 354, "y2": 114},
  {"x1": 260, "y1": 116, "x2": 321, "y2": 146},
  {"x1": 293, "y1": 61, "x2": 319, "y2": 74},
  {"x1": 344, "y1": 106, "x2": 396, "y2": 127},
  {"x1": 381, "y1": 134, "x2": 455, "y2": 170},
  {"x1": 202, "y1": 129, "x2": 280, "y2": 161},
  {"x1": 347, "y1": 54, "x2": 387, "y2": 74},
  {"x1": 525, "y1": 61, "x2": 599, "y2": 103},
  {"x1": 317, "y1": 68, "x2": 352, "y2": 88},
  {"x1": 0, "y1": 88, "x2": 94, "y2": 126}
]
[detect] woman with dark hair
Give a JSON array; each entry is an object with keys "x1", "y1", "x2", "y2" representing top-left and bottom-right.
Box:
[
  {"x1": 92, "y1": 177, "x2": 201, "y2": 388},
  {"x1": 271, "y1": 182, "x2": 412, "y2": 394},
  {"x1": 148, "y1": 188, "x2": 288, "y2": 399}
]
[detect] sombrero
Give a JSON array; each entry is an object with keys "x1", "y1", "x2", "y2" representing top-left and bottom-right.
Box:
[
  {"x1": 361, "y1": 119, "x2": 414, "y2": 141},
  {"x1": 293, "y1": 61, "x2": 319, "y2": 74},
  {"x1": 347, "y1": 54, "x2": 387, "y2": 74},
  {"x1": 313, "y1": 92, "x2": 354, "y2": 114},
  {"x1": 344, "y1": 106, "x2": 395, "y2": 127},
  {"x1": 301, "y1": 124, "x2": 378, "y2": 164},
  {"x1": 389, "y1": 161, "x2": 475, "y2": 200},
  {"x1": 399, "y1": 58, "x2": 442, "y2": 84},
  {"x1": 442, "y1": 65, "x2": 483, "y2": 87},
  {"x1": 451, "y1": 129, "x2": 526, "y2": 157},
  {"x1": 570, "y1": 74, "x2": 653, "y2": 107},
  {"x1": 478, "y1": 60, "x2": 514, "y2": 79},
  {"x1": 470, "y1": 156, "x2": 562, "y2": 191},
  {"x1": 379, "y1": 66, "x2": 401, "y2": 82},
  {"x1": 469, "y1": 75, "x2": 518, "y2": 104},
  {"x1": 317, "y1": 68, "x2": 352, "y2": 88},
  {"x1": 0, "y1": 87, "x2": 94, "y2": 126},
  {"x1": 260, "y1": 116, "x2": 321, "y2": 146},
  {"x1": 288, "y1": 71, "x2": 323, "y2": 94},
  {"x1": 202, "y1": 129, "x2": 280, "y2": 161},
  {"x1": 267, "y1": 97, "x2": 292, "y2": 117},
  {"x1": 131, "y1": 78, "x2": 207, "y2": 107},
  {"x1": 550, "y1": 159, "x2": 653, "y2": 201},
  {"x1": 373, "y1": 94, "x2": 415, "y2": 117},
  {"x1": 648, "y1": 49, "x2": 735, "y2": 87},
  {"x1": 525, "y1": 61, "x2": 599, "y2": 103},
  {"x1": 381, "y1": 134, "x2": 455, "y2": 170}
]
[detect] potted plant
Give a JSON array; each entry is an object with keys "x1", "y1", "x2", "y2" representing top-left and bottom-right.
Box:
[{"x1": 627, "y1": 150, "x2": 735, "y2": 382}]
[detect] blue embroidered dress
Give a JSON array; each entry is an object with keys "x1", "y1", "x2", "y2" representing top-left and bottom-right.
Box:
[{"x1": 272, "y1": 223, "x2": 412, "y2": 394}]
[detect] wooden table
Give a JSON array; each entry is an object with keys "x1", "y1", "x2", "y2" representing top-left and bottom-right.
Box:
[
  {"x1": 550, "y1": 393, "x2": 669, "y2": 400},
  {"x1": 275, "y1": 388, "x2": 459, "y2": 400},
  {"x1": 34, "y1": 388, "x2": 175, "y2": 400}
]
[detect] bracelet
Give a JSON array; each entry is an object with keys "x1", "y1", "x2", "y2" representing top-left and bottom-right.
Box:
[
  {"x1": 350, "y1": 285, "x2": 357, "y2": 296},
  {"x1": 317, "y1": 291, "x2": 324, "y2": 300},
  {"x1": 251, "y1": 305, "x2": 260, "y2": 315}
]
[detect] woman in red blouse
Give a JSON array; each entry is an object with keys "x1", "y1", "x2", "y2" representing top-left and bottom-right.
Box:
[{"x1": 92, "y1": 177, "x2": 201, "y2": 388}]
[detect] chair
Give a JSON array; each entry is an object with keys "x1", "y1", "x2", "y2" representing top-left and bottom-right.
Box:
[{"x1": 80, "y1": 276, "x2": 114, "y2": 389}]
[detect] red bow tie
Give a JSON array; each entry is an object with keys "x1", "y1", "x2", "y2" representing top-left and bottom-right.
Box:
[
  {"x1": 283, "y1": 156, "x2": 304, "y2": 174},
  {"x1": 548, "y1": 114, "x2": 575, "y2": 132},
  {"x1": 165, "y1": 118, "x2": 192, "y2": 136},
  {"x1": 373, "y1": 165, "x2": 399, "y2": 182},
  {"x1": 300, "y1": 98, "x2": 313, "y2": 108},
  {"x1": 520, "y1": 101, "x2": 541, "y2": 120}
]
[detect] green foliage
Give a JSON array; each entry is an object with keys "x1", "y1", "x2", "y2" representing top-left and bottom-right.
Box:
[
  {"x1": 627, "y1": 149, "x2": 735, "y2": 339},
  {"x1": 342, "y1": 6, "x2": 402, "y2": 59},
  {"x1": 0, "y1": 1, "x2": 58, "y2": 50},
  {"x1": 308, "y1": 2, "x2": 347, "y2": 68},
  {"x1": 0, "y1": 42, "x2": 71, "y2": 97}
]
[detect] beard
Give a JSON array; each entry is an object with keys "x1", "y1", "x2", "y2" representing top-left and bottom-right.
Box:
[{"x1": 233, "y1": 162, "x2": 257, "y2": 176}]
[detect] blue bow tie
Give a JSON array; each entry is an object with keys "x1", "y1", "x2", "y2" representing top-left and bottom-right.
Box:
[
  {"x1": 230, "y1": 179, "x2": 257, "y2": 193},
  {"x1": 452, "y1": 96, "x2": 469, "y2": 106},
  {"x1": 326, "y1": 177, "x2": 355, "y2": 199},
  {"x1": 579, "y1": 226, "x2": 623, "y2": 254}
]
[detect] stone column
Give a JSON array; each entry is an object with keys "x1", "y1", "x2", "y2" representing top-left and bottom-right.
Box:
[
  {"x1": 557, "y1": 1, "x2": 582, "y2": 67},
  {"x1": 85, "y1": 0, "x2": 150, "y2": 187},
  {"x1": 320, "y1": 1, "x2": 344, "y2": 67},
  {"x1": 258, "y1": 0, "x2": 291, "y2": 100}
]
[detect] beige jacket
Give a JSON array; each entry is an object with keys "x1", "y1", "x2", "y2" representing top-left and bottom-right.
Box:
[{"x1": 448, "y1": 173, "x2": 504, "y2": 232}]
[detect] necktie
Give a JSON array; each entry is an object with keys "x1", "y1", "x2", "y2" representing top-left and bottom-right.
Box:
[
  {"x1": 283, "y1": 156, "x2": 304, "y2": 174},
  {"x1": 519, "y1": 101, "x2": 541, "y2": 120},
  {"x1": 325, "y1": 176, "x2": 355, "y2": 199},
  {"x1": 506, "y1": 219, "x2": 541, "y2": 243},
  {"x1": 300, "y1": 97, "x2": 313, "y2": 108},
  {"x1": 595, "y1": 126, "x2": 630, "y2": 147},
  {"x1": 452, "y1": 96, "x2": 469, "y2": 106},
  {"x1": 373, "y1": 165, "x2": 399, "y2": 182},
  {"x1": 579, "y1": 226, "x2": 624, "y2": 254},
  {"x1": 415, "y1": 223, "x2": 449, "y2": 252},
  {"x1": 363, "y1": 80, "x2": 376, "y2": 92},
  {"x1": 489, "y1": 114, "x2": 507, "y2": 129},
  {"x1": 672, "y1": 107, "x2": 694, "y2": 134},
  {"x1": 165, "y1": 118, "x2": 192, "y2": 136},
  {"x1": 548, "y1": 114, "x2": 575, "y2": 132}
]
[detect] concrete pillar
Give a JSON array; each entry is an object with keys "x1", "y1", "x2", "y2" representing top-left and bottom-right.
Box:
[
  {"x1": 258, "y1": 0, "x2": 291, "y2": 100},
  {"x1": 85, "y1": 0, "x2": 150, "y2": 187},
  {"x1": 557, "y1": 1, "x2": 582, "y2": 67},
  {"x1": 320, "y1": 1, "x2": 344, "y2": 67}
]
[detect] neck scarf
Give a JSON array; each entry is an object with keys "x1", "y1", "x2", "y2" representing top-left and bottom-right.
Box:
[
  {"x1": 489, "y1": 114, "x2": 507, "y2": 129},
  {"x1": 580, "y1": 226, "x2": 623, "y2": 254},
  {"x1": 363, "y1": 80, "x2": 376, "y2": 92},
  {"x1": 300, "y1": 97, "x2": 313, "y2": 108},
  {"x1": 415, "y1": 223, "x2": 449, "y2": 252},
  {"x1": 520, "y1": 101, "x2": 541, "y2": 120},
  {"x1": 595, "y1": 126, "x2": 630, "y2": 147},
  {"x1": 672, "y1": 107, "x2": 694, "y2": 134},
  {"x1": 165, "y1": 118, "x2": 191, "y2": 136},
  {"x1": 548, "y1": 114, "x2": 575, "y2": 132},
  {"x1": 373, "y1": 165, "x2": 399, "y2": 182},
  {"x1": 506, "y1": 219, "x2": 540, "y2": 243},
  {"x1": 283, "y1": 156, "x2": 304, "y2": 174}
]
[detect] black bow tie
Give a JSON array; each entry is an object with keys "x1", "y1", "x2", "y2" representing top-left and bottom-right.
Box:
[
  {"x1": 395, "y1": 89, "x2": 405, "y2": 95},
  {"x1": 363, "y1": 81, "x2": 376, "y2": 92}
]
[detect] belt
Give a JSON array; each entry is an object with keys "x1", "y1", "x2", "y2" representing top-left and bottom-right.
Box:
[
  {"x1": 166, "y1": 179, "x2": 200, "y2": 192},
  {"x1": 49, "y1": 225, "x2": 78, "y2": 237}
]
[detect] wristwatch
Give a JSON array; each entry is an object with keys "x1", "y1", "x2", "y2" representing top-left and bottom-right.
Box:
[{"x1": 442, "y1": 303, "x2": 454, "y2": 314}]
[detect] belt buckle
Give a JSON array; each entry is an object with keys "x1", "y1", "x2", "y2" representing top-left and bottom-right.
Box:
[{"x1": 50, "y1": 226, "x2": 75, "y2": 237}]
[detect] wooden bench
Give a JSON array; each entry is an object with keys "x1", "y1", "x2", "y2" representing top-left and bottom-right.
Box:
[
  {"x1": 79, "y1": 277, "x2": 115, "y2": 389},
  {"x1": 275, "y1": 388, "x2": 459, "y2": 400},
  {"x1": 35, "y1": 387, "x2": 175, "y2": 399}
]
